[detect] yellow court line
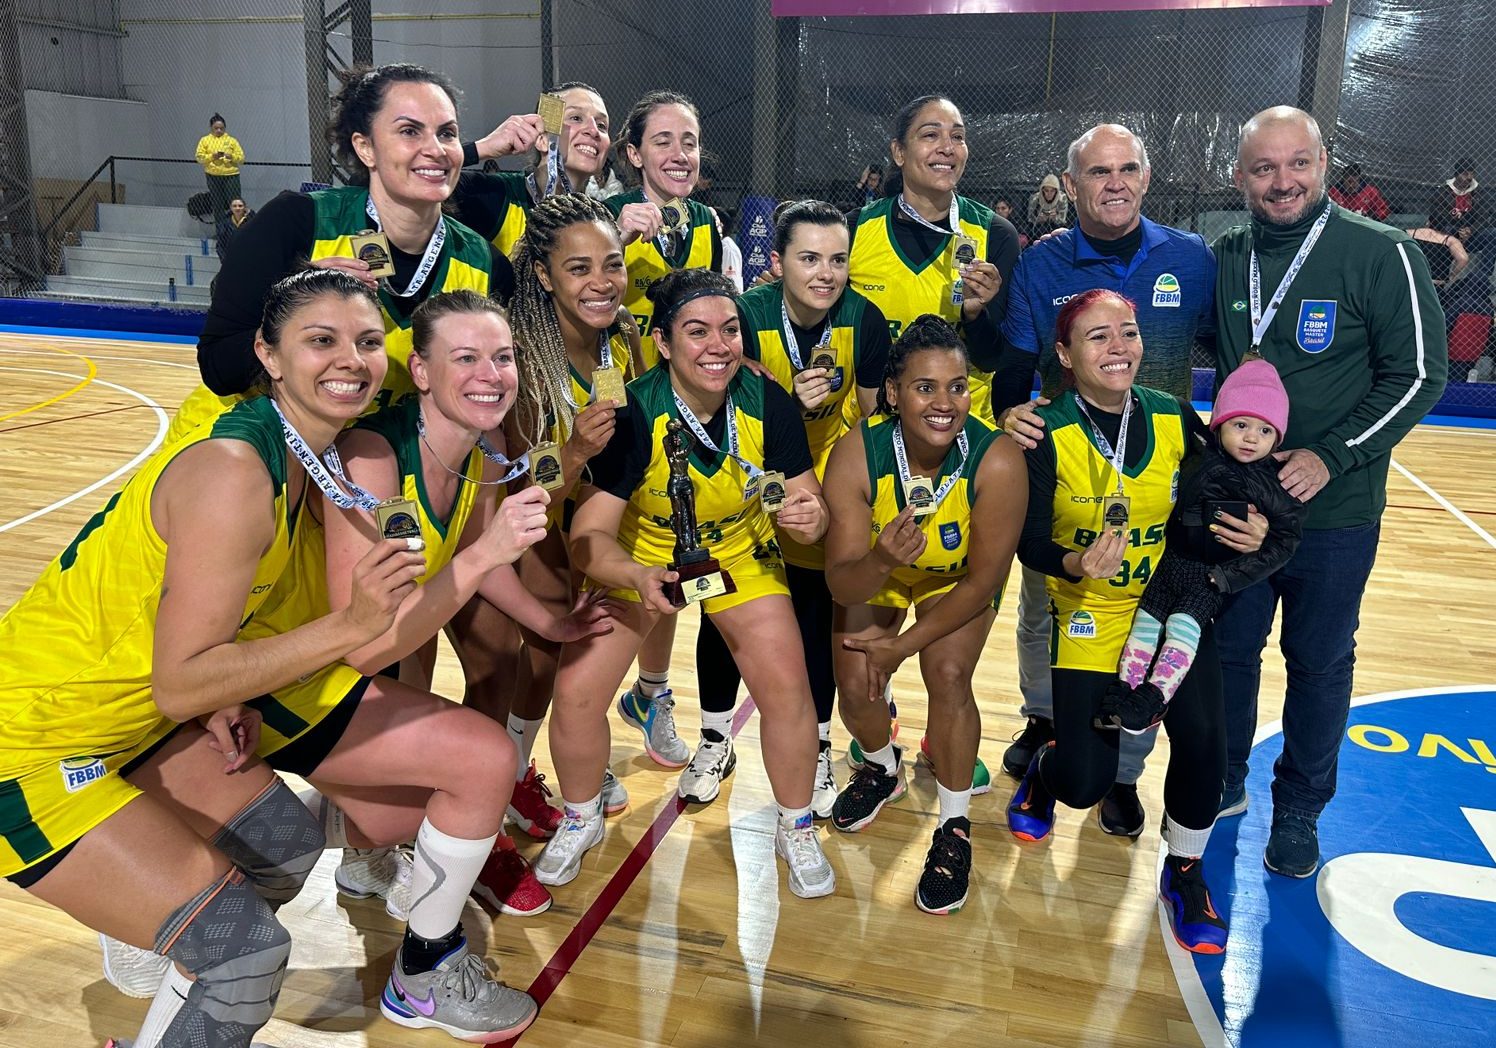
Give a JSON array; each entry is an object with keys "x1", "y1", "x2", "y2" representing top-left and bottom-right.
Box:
[{"x1": 0, "y1": 342, "x2": 99, "y2": 424}]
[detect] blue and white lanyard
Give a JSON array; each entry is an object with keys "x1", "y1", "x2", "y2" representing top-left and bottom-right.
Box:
[
  {"x1": 896, "y1": 193, "x2": 966, "y2": 306},
  {"x1": 779, "y1": 297, "x2": 832, "y2": 371},
  {"x1": 364, "y1": 195, "x2": 446, "y2": 299},
  {"x1": 892, "y1": 420, "x2": 970, "y2": 511},
  {"x1": 270, "y1": 398, "x2": 380, "y2": 511},
  {"x1": 672, "y1": 390, "x2": 763, "y2": 483},
  {"x1": 416, "y1": 408, "x2": 529, "y2": 485},
  {"x1": 1249, "y1": 202, "x2": 1332, "y2": 350},
  {"x1": 1072, "y1": 393, "x2": 1133, "y2": 495}
]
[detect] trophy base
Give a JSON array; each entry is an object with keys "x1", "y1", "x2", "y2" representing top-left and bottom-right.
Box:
[{"x1": 666, "y1": 557, "x2": 736, "y2": 608}]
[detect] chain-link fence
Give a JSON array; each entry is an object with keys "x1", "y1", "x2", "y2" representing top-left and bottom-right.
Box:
[{"x1": 4, "y1": 0, "x2": 1495, "y2": 405}]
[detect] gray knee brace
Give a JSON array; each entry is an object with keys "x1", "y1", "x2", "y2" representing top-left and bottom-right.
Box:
[
  {"x1": 155, "y1": 869, "x2": 291, "y2": 1048},
  {"x1": 210, "y1": 778, "x2": 326, "y2": 907}
]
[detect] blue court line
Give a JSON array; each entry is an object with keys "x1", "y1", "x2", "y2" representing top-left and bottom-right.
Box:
[{"x1": 0, "y1": 323, "x2": 197, "y2": 345}]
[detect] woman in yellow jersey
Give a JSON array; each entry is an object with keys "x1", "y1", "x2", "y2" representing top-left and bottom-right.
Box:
[
  {"x1": 453, "y1": 82, "x2": 615, "y2": 254},
  {"x1": 0, "y1": 271, "x2": 427, "y2": 1048},
  {"x1": 846, "y1": 93, "x2": 1021, "y2": 427},
  {"x1": 179, "y1": 62, "x2": 510, "y2": 445},
  {"x1": 689, "y1": 199, "x2": 890, "y2": 818},
  {"x1": 504, "y1": 193, "x2": 644, "y2": 827},
  {"x1": 534, "y1": 269, "x2": 837, "y2": 899},
  {"x1": 1005, "y1": 289, "x2": 1241, "y2": 956},
  {"x1": 821, "y1": 315, "x2": 1026, "y2": 915}
]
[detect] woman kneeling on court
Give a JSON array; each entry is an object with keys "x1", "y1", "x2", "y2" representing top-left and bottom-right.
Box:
[
  {"x1": 1007, "y1": 288, "x2": 1252, "y2": 954},
  {"x1": 536, "y1": 269, "x2": 838, "y2": 898},
  {"x1": 0, "y1": 271, "x2": 432, "y2": 1048},
  {"x1": 822, "y1": 315, "x2": 1026, "y2": 915}
]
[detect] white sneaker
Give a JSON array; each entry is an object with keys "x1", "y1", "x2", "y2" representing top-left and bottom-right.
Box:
[
  {"x1": 99, "y1": 932, "x2": 170, "y2": 998},
  {"x1": 601, "y1": 766, "x2": 629, "y2": 815},
  {"x1": 335, "y1": 846, "x2": 397, "y2": 899},
  {"x1": 678, "y1": 732, "x2": 736, "y2": 804},
  {"x1": 811, "y1": 743, "x2": 837, "y2": 820},
  {"x1": 383, "y1": 846, "x2": 415, "y2": 920},
  {"x1": 533, "y1": 807, "x2": 605, "y2": 886},
  {"x1": 774, "y1": 815, "x2": 836, "y2": 898}
]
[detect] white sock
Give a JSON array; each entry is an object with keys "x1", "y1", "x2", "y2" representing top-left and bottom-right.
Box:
[
  {"x1": 506, "y1": 714, "x2": 544, "y2": 780},
  {"x1": 637, "y1": 668, "x2": 670, "y2": 699},
  {"x1": 295, "y1": 786, "x2": 349, "y2": 848},
  {"x1": 936, "y1": 783, "x2": 972, "y2": 825},
  {"x1": 701, "y1": 707, "x2": 734, "y2": 740},
  {"x1": 778, "y1": 803, "x2": 813, "y2": 828},
  {"x1": 862, "y1": 741, "x2": 899, "y2": 776},
  {"x1": 1164, "y1": 812, "x2": 1214, "y2": 859},
  {"x1": 817, "y1": 720, "x2": 832, "y2": 744},
  {"x1": 406, "y1": 818, "x2": 499, "y2": 940},
  {"x1": 135, "y1": 963, "x2": 193, "y2": 1048},
  {"x1": 563, "y1": 792, "x2": 604, "y2": 821}
]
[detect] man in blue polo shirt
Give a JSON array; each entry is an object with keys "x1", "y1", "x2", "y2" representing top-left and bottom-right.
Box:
[{"x1": 993, "y1": 123, "x2": 1226, "y2": 839}]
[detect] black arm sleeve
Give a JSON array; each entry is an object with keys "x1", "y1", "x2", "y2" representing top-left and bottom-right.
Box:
[
  {"x1": 197, "y1": 191, "x2": 315, "y2": 395},
  {"x1": 588, "y1": 391, "x2": 652, "y2": 500},
  {"x1": 961, "y1": 214, "x2": 1023, "y2": 372},
  {"x1": 989, "y1": 334, "x2": 1039, "y2": 418},
  {"x1": 1017, "y1": 436, "x2": 1081, "y2": 580},
  {"x1": 763, "y1": 379, "x2": 814, "y2": 477},
  {"x1": 710, "y1": 222, "x2": 723, "y2": 273},
  {"x1": 463, "y1": 141, "x2": 481, "y2": 168},
  {"x1": 1178, "y1": 396, "x2": 1211, "y2": 441},
  {"x1": 855, "y1": 300, "x2": 892, "y2": 387}
]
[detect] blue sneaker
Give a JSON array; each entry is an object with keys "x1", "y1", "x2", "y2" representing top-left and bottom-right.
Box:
[
  {"x1": 1218, "y1": 780, "x2": 1248, "y2": 819},
  {"x1": 617, "y1": 686, "x2": 689, "y2": 768},
  {"x1": 1007, "y1": 749, "x2": 1055, "y2": 842},
  {"x1": 1160, "y1": 855, "x2": 1228, "y2": 954}
]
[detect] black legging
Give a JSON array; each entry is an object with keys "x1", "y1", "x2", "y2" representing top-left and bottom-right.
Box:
[
  {"x1": 697, "y1": 563, "x2": 836, "y2": 724},
  {"x1": 1040, "y1": 626, "x2": 1225, "y2": 830}
]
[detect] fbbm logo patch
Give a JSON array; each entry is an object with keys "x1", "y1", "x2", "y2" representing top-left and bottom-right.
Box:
[
  {"x1": 1171, "y1": 686, "x2": 1496, "y2": 1047},
  {"x1": 60, "y1": 757, "x2": 107, "y2": 792},
  {"x1": 1296, "y1": 299, "x2": 1337, "y2": 353},
  {"x1": 1152, "y1": 272, "x2": 1182, "y2": 308},
  {"x1": 939, "y1": 522, "x2": 961, "y2": 550}
]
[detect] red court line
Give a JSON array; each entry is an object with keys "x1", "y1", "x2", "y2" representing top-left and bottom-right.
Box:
[{"x1": 520, "y1": 695, "x2": 759, "y2": 1023}]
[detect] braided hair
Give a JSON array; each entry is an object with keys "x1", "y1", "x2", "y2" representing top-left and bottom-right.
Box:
[
  {"x1": 875, "y1": 313, "x2": 968, "y2": 415},
  {"x1": 509, "y1": 192, "x2": 626, "y2": 444}
]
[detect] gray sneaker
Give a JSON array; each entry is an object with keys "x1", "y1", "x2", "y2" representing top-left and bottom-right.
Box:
[
  {"x1": 601, "y1": 766, "x2": 629, "y2": 815},
  {"x1": 380, "y1": 943, "x2": 537, "y2": 1041},
  {"x1": 618, "y1": 686, "x2": 691, "y2": 767}
]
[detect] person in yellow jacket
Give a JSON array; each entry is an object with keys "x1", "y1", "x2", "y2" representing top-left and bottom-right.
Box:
[{"x1": 195, "y1": 113, "x2": 244, "y2": 249}]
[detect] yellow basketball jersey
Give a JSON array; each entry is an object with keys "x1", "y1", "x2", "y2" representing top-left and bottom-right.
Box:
[
  {"x1": 862, "y1": 412, "x2": 994, "y2": 591},
  {"x1": 848, "y1": 195, "x2": 996, "y2": 425},
  {"x1": 0, "y1": 396, "x2": 302, "y2": 765},
  {"x1": 604, "y1": 190, "x2": 715, "y2": 370},
  {"x1": 616, "y1": 366, "x2": 775, "y2": 568},
  {"x1": 1042, "y1": 387, "x2": 1187, "y2": 612}
]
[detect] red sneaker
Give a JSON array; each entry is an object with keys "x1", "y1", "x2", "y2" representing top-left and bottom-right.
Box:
[
  {"x1": 507, "y1": 760, "x2": 564, "y2": 839},
  {"x1": 473, "y1": 840, "x2": 553, "y2": 917}
]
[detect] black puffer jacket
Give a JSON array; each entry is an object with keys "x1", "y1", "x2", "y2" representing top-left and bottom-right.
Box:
[{"x1": 1169, "y1": 435, "x2": 1305, "y2": 594}]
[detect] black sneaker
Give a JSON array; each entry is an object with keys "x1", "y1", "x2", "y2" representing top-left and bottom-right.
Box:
[
  {"x1": 1098, "y1": 782, "x2": 1145, "y2": 838},
  {"x1": 915, "y1": 817, "x2": 972, "y2": 915},
  {"x1": 830, "y1": 747, "x2": 905, "y2": 833},
  {"x1": 1002, "y1": 715, "x2": 1054, "y2": 778},
  {"x1": 1094, "y1": 681, "x2": 1167, "y2": 734},
  {"x1": 1264, "y1": 811, "x2": 1320, "y2": 878}
]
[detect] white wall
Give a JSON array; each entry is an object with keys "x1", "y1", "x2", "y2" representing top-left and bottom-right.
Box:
[{"x1": 24, "y1": 89, "x2": 160, "y2": 209}]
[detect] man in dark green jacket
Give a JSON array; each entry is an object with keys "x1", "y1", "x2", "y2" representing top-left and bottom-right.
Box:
[{"x1": 1213, "y1": 106, "x2": 1447, "y2": 878}]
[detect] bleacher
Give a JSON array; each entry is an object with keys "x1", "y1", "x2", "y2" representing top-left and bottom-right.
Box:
[{"x1": 37, "y1": 203, "x2": 216, "y2": 308}]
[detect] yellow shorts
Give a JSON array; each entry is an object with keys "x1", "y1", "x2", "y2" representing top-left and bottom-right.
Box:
[
  {"x1": 251, "y1": 664, "x2": 369, "y2": 774},
  {"x1": 602, "y1": 538, "x2": 788, "y2": 615},
  {"x1": 0, "y1": 724, "x2": 179, "y2": 879},
  {"x1": 868, "y1": 569, "x2": 961, "y2": 610},
  {"x1": 1049, "y1": 600, "x2": 1135, "y2": 673},
  {"x1": 167, "y1": 383, "x2": 243, "y2": 444}
]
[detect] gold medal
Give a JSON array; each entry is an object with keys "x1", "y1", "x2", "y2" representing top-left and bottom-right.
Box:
[
  {"x1": 808, "y1": 349, "x2": 843, "y2": 393},
  {"x1": 530, "y1": 441, "x2": 565, "y2": 492},
  {"x1": 591, "y1": 365, "x2": 626, "y2": 405},
  {"x1": 952, "y1": 234, "x2": 978, "y2": 269},
  {"x1": 350, "y1": 230, "x2": 395, "y2": 278},
  {"x1": 537, "y1": 92, "x2": 566, "y2": 136},
  {"x1": 683, "y1": 570, "x2": 728, "y2": 604},
  {"x1": 659, "y1": 197, "x2": 689, "y2": 233},
  {"x1": 759, "y1": 470, "x2": 787, "y2": 514},
  {"x1": 375, "y1": 497, "x2": 424, "y2": 551},
  {"x1": 1102, "y1": 493, "x2": 1131, "y2": 533},
  {"x1": 904, "y1": 475, "x2": 936, "y2": 517}
]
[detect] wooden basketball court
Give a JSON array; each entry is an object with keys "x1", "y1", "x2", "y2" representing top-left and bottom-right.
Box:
[{"x1": 1, "y1": 330, "x2": 1491, "y2": 1048}]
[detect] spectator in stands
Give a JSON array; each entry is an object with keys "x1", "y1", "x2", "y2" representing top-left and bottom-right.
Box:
[
  {"x1": 854, "y1": 163, "x2": 883, "y2": 208},
  {"x1": 1328, "y1": 163, "x2": 1389, "y2": 221},
  {"x1": 195, "y1": 113, "x2": 244, "y2": 253},
  {"x1": 994, "y1": 198, "x2": 1029, "y2": 248},
  {"x1": 1028, "y1": 174, "x2": 1068, "y2": 237},
  {"x1": 217, "y1": 197, "x2": 255, "y2": 260},
  {"x1": 1430, "y1": 159, "x2": 1479, "y2": 234}
]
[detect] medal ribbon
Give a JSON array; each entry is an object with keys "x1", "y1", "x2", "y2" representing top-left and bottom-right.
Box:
[
  {"x1": 1249, "y1": 201, "x2": 1332, "y2": 350},
  {"x1": 562, "y1": 331, "x2": 616, "y2": 411},
  {"x1": 896, "y1": 192, "x2": 967, "y2": 307},
  {"x1": 364, "y1": 195, "x2": 446, "y2": 299},
  {"x1": 526, "y1": 136, "x2": 574, "y2": 203},
  {"x1": 1072, "y1": 392, "x2": 1132, "y2": 496},
  {"x1": 270, "y1": 398, "x2": 381, "y2": 511},
  {"x1": 779, "y1": 296, "x2": 832, "y2": 371},
  {"x1": 672, "y1": 390, "x2": 763, "y2": 481},
  {"x1": 417, "y1": 408, "x2": 530, "y2": 485},
  {"x1": 891, "y1": 420, "x2": 970, "y2": 511}
]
